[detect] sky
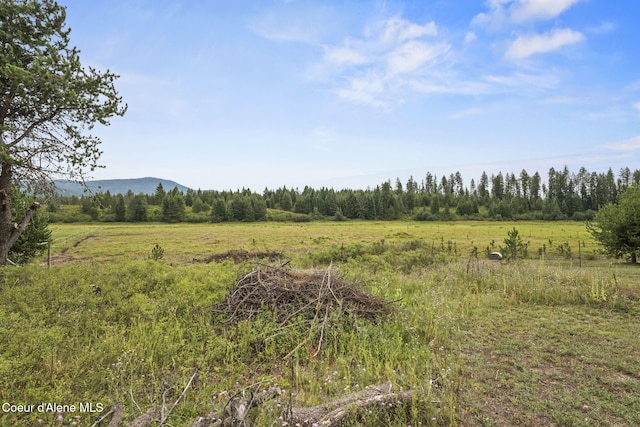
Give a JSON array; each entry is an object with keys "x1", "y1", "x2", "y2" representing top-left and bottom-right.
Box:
[{"x1": 61, "y1": 0, "x2": 640, "y2": 191}]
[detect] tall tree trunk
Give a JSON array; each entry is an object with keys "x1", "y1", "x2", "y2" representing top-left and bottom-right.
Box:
[
  {"x1": 0, "y1": 162, "x2": 14, "y2": 265},
  {"x1": 0, "y1": 162, "x2": 41, "y2": 265}
]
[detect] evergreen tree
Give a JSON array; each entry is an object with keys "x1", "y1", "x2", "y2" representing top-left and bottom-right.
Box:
[
  {"x1": 0, "y1": 0, "x2": 126, "y2": 264},
  {"x1": 8, "y1": 187, "x2": 51, "y2": 264},
  {"x1": 229, "y1": 194, "x2": 254, "y2": 221},
  {"x1": 588, "y1": 184, "x2": 640, "y2": 263},
  {"x1": 478, "y1": 171, "x2": 489, "y2": 206},
  {"x1": 491, "y1": 172, "x2": 505, "y2": 200},
  {"x1": 154, "y1": 183, "x2": 166, "y2": 205},
  {"x1": 114, "y1": 194, "x2": 126, "y2": 222},
  {"x1": 324, "y1": 190, "x2": 338, "y2": 216},
  {"x1": 380, "y1": 181, "x2": 397, "y2": 219},
  {"x1": 405, "y1": 176, "x2": 417, "y2": 212},
  {"x1": 280, "y1": 191, "x2": 293, "y2": 211},
  {"x1": 191, "y1": 196, "x2": 210, "y2": 214},
  {"x1": 542, "y1": 198, "x2": 565, "y2": 220},
  {"x1": 519, "y1": 169, "x2": 530, "y2": 201},
  {"x1": 252, "y1": 195, "x2": 267, "y2": 221},
  {"x1": 501, "y1": 227, "x2": 529, "y2": 261},
  {"x1": 343, "y1": 192, "x2": 359, "y2": 218},
  {"x1": 127, "y1": 194, "x2": 147, "y2": 222},
  {"x1": 530, "y1": 172, "x2": 542, "y2": 209},
  {"x1": 211, "y1": 198, "x2": 228, "y2": 222},
  {"x1": 456, "y1": 197, "x2": 478, "y2": 216},
  {"x1": 294, "y1": 193, "x2": 312, "y2": 214},
  {"x1": 162, "y1": 187, "x2": 185, "y2": 222},
  {"x1": 81, "y1": 196, "x2": 100, "y2": 220},
  {"x1": 430, "y1": 194, "x2": 441, "y2": 215}
]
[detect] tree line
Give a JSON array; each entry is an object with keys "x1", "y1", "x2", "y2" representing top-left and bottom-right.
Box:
[{"x1": 46, "y1": 166, "x2": 640, "y2": 223}]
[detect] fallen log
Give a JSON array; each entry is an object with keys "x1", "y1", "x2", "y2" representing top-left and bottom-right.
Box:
[
  {"x1": 126, "y1": 406, "x2": 161, "y2": 427},
  {"x1": 97, "y1": 381, "x2": 416, "y2": 426},
  {"x1": 222, "y1": 385, "x2": 283, "y2": 427},
  {"x1": 287, "y1": 382, "x2": 415, "y2": 426},
  {"x1": 90, "y1": 402, "x2": 123, "y2": 427}
]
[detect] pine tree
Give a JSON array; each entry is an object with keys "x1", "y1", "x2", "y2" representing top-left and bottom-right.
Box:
[
  {"x1": 8, "y1": 186, "x2": 51, "y2": 264},
  {"x1": 211, "y1": 198, "x2": 228, "y2": 222},
  {"x1": 0, "y1": 0, "x2": 126, "y2": 264},
  {"x1": 114, "y1": 194, "x2": 126, "y2": 222},
  {"x1": 127, "y1": 194, "x2": 147, "y2": 222},
  {"x1": 162, "y1": 188, "x2": 186, "y2": 223},
  {"x1": 588, "y1": 184, "x2": 640, "y2": 263}
]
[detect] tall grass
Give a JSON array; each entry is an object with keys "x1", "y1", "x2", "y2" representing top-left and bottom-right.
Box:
[{"x1": 0, "y1": 222, "x2": 637, "y2": 426}]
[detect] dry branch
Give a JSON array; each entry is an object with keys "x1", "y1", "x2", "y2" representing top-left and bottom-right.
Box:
[
  {"x1": 221, "y1": 386, "x2": 283, "y2": 427},
  {"x1": 287, "y1": 382, "x2": 415, "y2": 426},
  {"x1": 159, "y1": 370, "x2": 199, "y2": 426},
  {"x1": 100, "y1": 382, "x2": 417, "y2": 427},
  {"x1": 90, "y1": 402, "x2": 123, "y2": 427},
  {"x1": 126, "y1": 406, "x2": 161, "y2": 427}
]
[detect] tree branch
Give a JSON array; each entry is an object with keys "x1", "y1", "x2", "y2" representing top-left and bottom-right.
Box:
[{"x1": 6, "y1": 201, "x2": 41, "y2": 251}]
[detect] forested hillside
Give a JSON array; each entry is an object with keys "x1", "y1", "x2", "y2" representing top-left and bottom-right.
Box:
[
  {"x1": 47, "y1": 166, "x2": 639, "y2": 223},
  {"x1": 53, "y1": 177, "x2": 190, "y2": 196}
]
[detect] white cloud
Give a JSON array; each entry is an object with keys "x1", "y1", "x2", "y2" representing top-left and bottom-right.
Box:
[
  {"x1": 472, "y1": 0, "x2": 582, "y2": 28},
  {"x1": 471, "y1": 3, "x2": 509, "y2": 28},
  {"x1": 464, "y1": 32, "x2": 477, "y2": 44},
  {"x1": 257, "y1": 5, "x2": 585, "y2": 108},
  {"x1": 323, "y1": 45, "x2": 369, "y2": 65},
  {"x1": 510, "y1": 0, "x2": 582, "y2": 23},
  {"x1": 484, "y1": 71, "x2": 559, "y2": 89},
  {"x1": 379, "y1": 17, "x2": 438, "y2": 44},
  {"x1": 504, "y1": 28, "x2": 584, "y2": 59},
  {"x1": 249, "y1": 10, "x2": 323, "y2": 43},
  {"x1": 311, "y1": 16, "x2": 450, "y2": 106},
  {"x1": 386, "y1": 40, "x2": 450, "y2": 75},
  {"x1": 335, "y1": 73, "x2": 387, "y2": 107},
  {"x1": 607, "y1": 136, "x2": 640, "y2": 152},
  {"x1": 633, "y1": 102, "x2": 640, "y2": 113}
]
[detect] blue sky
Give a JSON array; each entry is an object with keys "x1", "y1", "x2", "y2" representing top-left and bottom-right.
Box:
[{"x1": 62, "y1": 0, "x2": 640, "y2": 191}]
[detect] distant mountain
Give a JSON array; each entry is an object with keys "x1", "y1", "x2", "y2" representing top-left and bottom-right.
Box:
[{"x1": 54, "y1": 177, "x2": 191, "y2": 197}]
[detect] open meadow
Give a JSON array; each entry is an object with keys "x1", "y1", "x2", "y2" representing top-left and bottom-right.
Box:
[{"x1": 1, "y1": 220, "x2": 639, "y2": 426}]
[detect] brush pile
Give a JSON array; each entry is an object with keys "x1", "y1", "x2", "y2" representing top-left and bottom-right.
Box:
[
  {"x1": 203, "y1": 249, "x2": 282, "y2": 264},
  {"x1": 213, "y1": 264, "x2": 391, "y2": 325}
]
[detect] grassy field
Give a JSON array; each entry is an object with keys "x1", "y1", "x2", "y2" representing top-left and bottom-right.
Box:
[
  {"x1": 0, "y1": 220, "x2": 638, "y2": 426},
  {"x1": 48, "y1": 220, "x2": 597, "y2": 263}
]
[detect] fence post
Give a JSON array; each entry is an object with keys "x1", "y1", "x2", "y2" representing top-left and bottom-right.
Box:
[{"x1": 578, "y1": 240, "x2": 582, "y2": 268}]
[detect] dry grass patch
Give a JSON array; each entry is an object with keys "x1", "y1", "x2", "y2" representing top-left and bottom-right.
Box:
[{"x1": 459, "y1": 305, "x2": 640, "y2": 427}]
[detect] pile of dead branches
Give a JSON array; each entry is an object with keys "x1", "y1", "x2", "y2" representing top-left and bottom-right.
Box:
[
  {"x1": 213, "y1": 264, "x2": 392, "y2": 325},
  {"x1": 201, "y1": 249, "x2": 283, "y2": 264},
  {"x1": 213, "y1": 263, "x2": 393, "y2": 359}
]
